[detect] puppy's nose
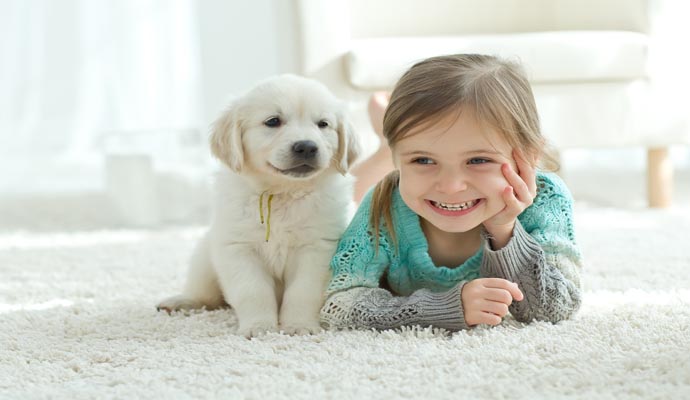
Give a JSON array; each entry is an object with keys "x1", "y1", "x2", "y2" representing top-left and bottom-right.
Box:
[{"x1": 292, "y1": 140, "x2": 318, "y2": 159}]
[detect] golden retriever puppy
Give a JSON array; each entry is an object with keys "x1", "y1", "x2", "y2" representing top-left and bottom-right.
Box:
[{"x1": 157, "y1": 74, "x2": 361, "y2": 337}]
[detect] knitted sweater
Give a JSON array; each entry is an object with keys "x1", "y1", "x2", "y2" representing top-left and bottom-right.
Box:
[{"x1": 320, "y1": 172, "x2": 583, "y2": 331}]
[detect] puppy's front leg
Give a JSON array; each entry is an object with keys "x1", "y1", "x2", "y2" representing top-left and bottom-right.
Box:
[
  {"x1": 280, "y1": 241, "x2": 335, "y2": 335},
  {"x1": 212, "y1": 243, "x2": 278, "y2": 338}
]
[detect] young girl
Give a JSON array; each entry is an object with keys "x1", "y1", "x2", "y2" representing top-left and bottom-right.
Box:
[{"x1": 320, "y1": 54, "x2": 583, "y2": 331}]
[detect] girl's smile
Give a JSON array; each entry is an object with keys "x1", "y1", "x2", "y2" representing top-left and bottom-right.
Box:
[{"x1": 426, "y1": 198, "x2": 483, "y2": 216}]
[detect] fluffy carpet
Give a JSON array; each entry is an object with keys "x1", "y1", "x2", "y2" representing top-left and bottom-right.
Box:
[{"x1": 1, "y1": 204, "x2": 690, "y2": 399}]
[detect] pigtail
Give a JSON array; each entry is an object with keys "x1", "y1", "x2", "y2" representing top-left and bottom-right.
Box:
[{"x1": 369, "y1": 170, "x2": 400, "y2": 253}]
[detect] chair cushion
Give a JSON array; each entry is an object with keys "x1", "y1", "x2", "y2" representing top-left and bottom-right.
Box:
[{"x1": 346, "y1": 31, "x2": 648, "y2": 89}]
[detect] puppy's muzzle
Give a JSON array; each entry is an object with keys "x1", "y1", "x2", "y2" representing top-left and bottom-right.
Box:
[{"x1": 275, "y1": 140, "x2": 320, "y2": 177}]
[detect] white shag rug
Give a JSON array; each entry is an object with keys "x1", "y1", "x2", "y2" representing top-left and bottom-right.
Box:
[{"x1": 1, "y1": 204, "x2": 690, "y2": 400}]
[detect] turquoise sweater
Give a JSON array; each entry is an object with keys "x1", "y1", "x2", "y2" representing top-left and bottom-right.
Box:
[{"x1": 320, "y1": 172, "x2": 583, "y2": 331}]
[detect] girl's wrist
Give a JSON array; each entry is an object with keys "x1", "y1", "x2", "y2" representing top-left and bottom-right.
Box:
[{"x1": 484, "y1": 222, "x2": 515, "y2": 250}]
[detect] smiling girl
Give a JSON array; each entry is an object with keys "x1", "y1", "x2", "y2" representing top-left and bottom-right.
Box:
[{"x1": 320, "y1": 54, "x2": 583, "y2": 330}]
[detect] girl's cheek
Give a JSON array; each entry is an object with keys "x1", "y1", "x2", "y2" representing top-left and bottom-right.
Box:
[
  {"x1": 401, "y1": 173, "x2": 427, "y2": 191},
  {"x1": 474, "y1": 167, "x2": 510, "y2": 189},
  {"x1": 474, "y1": 165, "x2": 506, "y2": 179}
]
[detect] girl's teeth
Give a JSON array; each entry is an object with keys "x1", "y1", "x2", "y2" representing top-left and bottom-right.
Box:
[{"x1": 433, "y1": 200, "x2": 478, "y2": 210}]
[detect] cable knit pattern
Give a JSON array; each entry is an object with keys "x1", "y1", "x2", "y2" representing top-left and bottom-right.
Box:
[
  {"x1": 320, "y1": 172, "x2": 582, "y2": 331},
  {"x1": 320, "y1": 285, "x2": 469, "y2": 331}
]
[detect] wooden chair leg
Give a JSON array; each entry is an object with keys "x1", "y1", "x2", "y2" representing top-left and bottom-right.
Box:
[{"x1": 647, "y1": 147, "x2": 673, "y2": 208}]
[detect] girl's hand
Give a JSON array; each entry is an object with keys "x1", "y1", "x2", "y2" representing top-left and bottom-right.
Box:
[
  {"x1": 483, "y1": 151, "x2": 538, "y2": 249},
  {"x1": 461, "y1": 278, "x2": 524, "y2": 326}
]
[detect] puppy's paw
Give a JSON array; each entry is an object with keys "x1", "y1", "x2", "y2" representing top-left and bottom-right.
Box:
[
  {"x1": 281, "y1": 323, "x2": 323, "y2": 336},
  {"x1": 237, "y1": 322, "x2": 278, "y2": 338},
  {"x1": 156, "y1": 295, "x2": 204, "y2": 313}
]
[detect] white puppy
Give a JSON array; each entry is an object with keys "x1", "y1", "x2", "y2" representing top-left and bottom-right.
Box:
[{"x1": 157, "y1": 74, "x2": 361, "y2": 337}]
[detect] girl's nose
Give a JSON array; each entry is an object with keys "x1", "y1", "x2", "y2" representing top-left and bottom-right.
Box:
[{"x1": 435, "y1": 167, "x2": 468, "y2": 194}]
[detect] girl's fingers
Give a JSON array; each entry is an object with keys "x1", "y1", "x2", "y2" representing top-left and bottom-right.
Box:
[
  {"x1": 483, "y1": 280, "x2": 524, "y2": 302},
  {"x1": 503, "y1": 186, "x2": 521, "y2": 212},
  {"x1": 478, "y1": 312, "x2": 503, "y2": 326},
  {"x1": 484, "y1": 287, "x2": 515, "y2": 304},
  {"x1": 481, "y1": 301, "x2": 510, "y2": 317},
  {"x1": 464, "y1": 280, "x2": 525, "y2": 326},
  {"x1": 508, "y1": 283, "x2": 524, "y2": 301},
  {"x1": 502, "y1": 164, "x2": 531, "y2": 203},
  {"x1": 513, "y1": 151, "x2": 538, "y2": 198}
]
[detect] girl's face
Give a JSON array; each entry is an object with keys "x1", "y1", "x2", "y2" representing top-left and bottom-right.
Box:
[{"x1": 394, "y1": 109, "x2": 516, "y2": 234}]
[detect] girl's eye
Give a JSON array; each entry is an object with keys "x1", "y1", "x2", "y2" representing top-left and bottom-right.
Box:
[
  {"x1": 264, "y1": 117, "x2": 282, "y2": 128},
  {"x1": 317, "y1": 120, "x2": 329, "y2": 128},
  {"x1": 468, "y1": 158, "x2": 490, "y2": 165},
  {"x1": 413, "y1": 157, "x2": 435, "y2": 165}
]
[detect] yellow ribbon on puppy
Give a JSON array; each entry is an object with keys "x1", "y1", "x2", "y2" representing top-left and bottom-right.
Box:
[{"x1": 259, "y1": 191, "x2": 274, "y2": 242}]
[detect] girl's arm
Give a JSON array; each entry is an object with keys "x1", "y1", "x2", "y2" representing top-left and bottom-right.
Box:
[
  {"x1": 320, "y1": 284, "x2": 469, "y2": 331},
  {"x1": 480, "y1": 174, "x2": 583, "y2": 323},
  {"x1": 320, "y1": 190, "x2": 469, "y2": 331}
]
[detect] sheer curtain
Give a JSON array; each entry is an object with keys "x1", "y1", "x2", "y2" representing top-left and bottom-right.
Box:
[{"x1": 0, "y1": 0, "x2": 207, "y2": 225}]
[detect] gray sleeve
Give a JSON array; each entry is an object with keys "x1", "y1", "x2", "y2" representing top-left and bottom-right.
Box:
[
  {"x1": 320, "y1": 283, "x2": 470, "y2": 332},
  {"x1": 480, "y1": 221, "x2": 582, "y2": 323}
]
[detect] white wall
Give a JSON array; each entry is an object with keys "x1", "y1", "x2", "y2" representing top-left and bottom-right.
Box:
[
  {"x1": 196, "y1": 0, "x2": 300, "y2": 124},
  {"x1": 0, "y1": 0, "x2": 302, "y2": 195}
]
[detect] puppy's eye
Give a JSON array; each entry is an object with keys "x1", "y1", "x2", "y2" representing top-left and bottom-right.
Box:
[
  {"x1": 264, "y1": 117, "x2": 282, "y2": 128},
  {"x1": 317, "y1": 120, "x2": 329, "y2": 129}
]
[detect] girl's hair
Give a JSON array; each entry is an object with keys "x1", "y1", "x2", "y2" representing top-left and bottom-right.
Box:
[{"x1": 370, "y1": 53, "x2": 559, "y2": 247}]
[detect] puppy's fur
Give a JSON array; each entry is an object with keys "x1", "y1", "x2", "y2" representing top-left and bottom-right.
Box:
[{"x1": 157, "y1": 75, "x2": 361, "y2": 337}]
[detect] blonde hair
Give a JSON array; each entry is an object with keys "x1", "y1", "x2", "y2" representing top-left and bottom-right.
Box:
[{"x1": 370, "y1": 54, "x2": 559, "y2": 248}]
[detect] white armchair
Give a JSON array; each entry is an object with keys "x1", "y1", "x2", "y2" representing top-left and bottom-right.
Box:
[{"x1": 296, "y1": 0, "x2": 689, "y2": 207}]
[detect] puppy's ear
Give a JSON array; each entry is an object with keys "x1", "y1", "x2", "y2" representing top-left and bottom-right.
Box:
[
  {"x1": 210, "y1": 102, "x2": 244, "y2": 172},
  {"x1": 335, "y1": 115, "x2": 362, "y2": 175}
]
